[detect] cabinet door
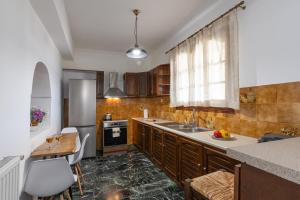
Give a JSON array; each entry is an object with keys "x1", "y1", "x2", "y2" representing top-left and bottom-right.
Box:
[
  {"x1": 138, "y1": 72, "x2": 149, "y2": 97},
  {"x1": 96, "y1": 71, "x2": 104, "y2": 98},
  {"x1": 150, "y1": 68, "x2": 157, "y2": 96},
  {"x1": 143, "y1": 125, "x2": 152, "y2": 156},
  {"x1": 152, "y1": 128, "x2": 164, "y2": 167},
  {"x1": 136, "y1": 122, "x2": 144, "y2": 150},
  {"x1": 179, "y1": 138, "x2": 203, "y2": 185},
  {"x1": 203, "y1": 146, "x2": 239, "y2": 174},
  {"x1": 238, "y1": 164, "x2": 300, "y2": 200},
  {"x1": 124, "y1": 73, "x2": 138, "y2": 97},
  {"x1": 163, "y1": 131, "x2": 178, "y2": 180}
]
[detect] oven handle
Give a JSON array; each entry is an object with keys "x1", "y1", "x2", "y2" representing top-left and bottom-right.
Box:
[{"x1": 104, "y1": 126, "x2": 128, "y2": 130}]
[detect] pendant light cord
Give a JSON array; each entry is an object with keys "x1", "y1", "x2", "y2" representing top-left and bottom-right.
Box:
[{"x1": 133, "y1": 10, "x2": 139, "y2": 48}]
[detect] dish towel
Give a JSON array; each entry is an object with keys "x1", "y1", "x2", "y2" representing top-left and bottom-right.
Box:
[{"x1": 112, "y1": 127, "x2": 120, "y2": 138}]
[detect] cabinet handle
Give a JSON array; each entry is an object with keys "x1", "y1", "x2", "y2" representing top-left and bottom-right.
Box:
[
  {"x1": 203, "y1": 167, "x2": 207, "y2": 171},
  {"x1": 197, "y1": 164, "x2": 201, "y2": 167}
]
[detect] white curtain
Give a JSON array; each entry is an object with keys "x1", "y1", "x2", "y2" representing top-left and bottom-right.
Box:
[{"x1": 170, "y1": 10, "x2": 239, "y2": 109}]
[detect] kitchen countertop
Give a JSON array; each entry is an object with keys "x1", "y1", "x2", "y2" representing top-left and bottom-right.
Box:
[
  {"x1": 227, "y1": 137, "x2": 300, "y2": 184},
  {"x1": 132, "y1": 118, "x2": 257, "y2": 151}
]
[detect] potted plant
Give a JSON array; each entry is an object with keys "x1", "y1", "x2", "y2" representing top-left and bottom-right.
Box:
[{"x1": 31, "y1": 108, "x2": 46, "y2": 126}]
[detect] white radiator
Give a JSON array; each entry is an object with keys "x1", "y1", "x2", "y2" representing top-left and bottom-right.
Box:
[{"x1": 0, "y1": 156, "x2": 20, "y2": 200}]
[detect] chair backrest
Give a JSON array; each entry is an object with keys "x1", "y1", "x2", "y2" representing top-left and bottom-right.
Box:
[
  {"x1": 24, "y1": 157, "x2": 75, "y2": 197},
  {"x1": 61, "y1": 127, "x2": 78, "y2": 134},
  {"x1": 72, "y1": 133, "x2": 90, "y2": 164},
  {"x1": 62, "y1": 127, "x2": 81, "y2": 152}
]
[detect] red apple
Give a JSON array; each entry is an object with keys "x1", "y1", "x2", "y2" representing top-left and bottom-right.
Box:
[{"x1": 213, "y1": 130, "x2": 222, "y2": 138}]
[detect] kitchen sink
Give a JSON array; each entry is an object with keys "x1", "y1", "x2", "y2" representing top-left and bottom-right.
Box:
[
  {"x1": 166, "y1": 124, "x2": 190, "y2": 129},
  {"x1": 155, "y1": 122, "x2": 211, "y2": 133},
  {"x1": 178, "y1": 127, "x2": 211, "y2": 133}
]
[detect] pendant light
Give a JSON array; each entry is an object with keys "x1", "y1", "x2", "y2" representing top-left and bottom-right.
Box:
[{"x1": 126, "y1": 9, "x2": 148, "y2": 59}]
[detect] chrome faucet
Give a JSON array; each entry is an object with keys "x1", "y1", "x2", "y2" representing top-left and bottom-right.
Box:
[
  {"x1": 183, "y1": 108, "x2": 197, "y2": 128},
  {"x1": 190, "y1": 108, "x2": 196, "y2": 128}
]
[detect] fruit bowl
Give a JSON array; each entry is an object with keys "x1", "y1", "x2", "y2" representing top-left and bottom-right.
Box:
[
  {"x1": 212, "y1": 129, "x2": 236, "y2": 141},
  {"x1": 211, "y1": 134, "x2": 236, "y2": 141}
]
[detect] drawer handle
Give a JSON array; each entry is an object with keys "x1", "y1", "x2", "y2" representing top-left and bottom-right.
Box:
[
  {"x1": 197, "y1": 164, "x2": 201, "y2": 167},
  {"x1": 203, "y1": 167, "x2": 207, "y2": 171}
]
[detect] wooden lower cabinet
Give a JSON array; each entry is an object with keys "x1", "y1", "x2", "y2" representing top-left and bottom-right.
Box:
[
  {"x1": 132, "y1": 120, "x2": 239, "y2": 187},
  {"x1": 136, "y1": 122, "x2": 144, "y2": 150},
  {"x1": 235, "y1": 163, "x2": 300, "y2": 200},
  {"x1": 143, "y1": 125, "x2": 152, "y2": 156},
  {"x1": 179, "y1": 138, "x2": 203, "y2": 185},
  {"x1": 163, "y1": 131, "x2": 178, "y2": 180},
  {"x1": 152, "y1": 128, "x2": 164, "y2": 167},
  {"x1": 203, "y1": 146, "x2": 239, "y2": 174}
]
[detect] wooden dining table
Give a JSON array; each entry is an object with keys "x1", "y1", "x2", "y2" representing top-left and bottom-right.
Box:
[{"x1": 31, "y1": 132, "x2": 79, "y2": 158}]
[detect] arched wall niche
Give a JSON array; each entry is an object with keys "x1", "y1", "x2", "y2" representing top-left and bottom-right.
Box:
[{"x1": 30, "y1": 62, "x2": 52, "y2": 135}]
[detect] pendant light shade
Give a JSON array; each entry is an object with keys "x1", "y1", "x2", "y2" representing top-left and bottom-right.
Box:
[
  {"x1": 127, "y1": 9, "x2": 148, "y2": 59},
  {"x1": 126, "y1": 46, "x2": 148, "y2": 59}
]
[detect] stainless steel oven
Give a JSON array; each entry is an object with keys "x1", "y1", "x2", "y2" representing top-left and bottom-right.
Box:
[{"x1": 103, "y1": 120, "x2": 128, "y2": 147}]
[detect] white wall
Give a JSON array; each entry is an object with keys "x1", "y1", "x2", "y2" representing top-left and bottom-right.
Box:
[
  {"x1": 240, "y1": 0, "x2": 300, "y2": 86},
  {"x1": 63, "y1": 48, "x2": 153, "y2": 72},
  {"x1": 30, "y1": 0, "x2": 74, "y2": 59},
  {"x1": 152, "y1": 0, "x2": 300, "y2": 87},
  {"x1": 0, "y1": 0, "x2": 62, "y2": 196},
  {"x1": 31, "y1": 63, "x2": 52, "y2": 98}
]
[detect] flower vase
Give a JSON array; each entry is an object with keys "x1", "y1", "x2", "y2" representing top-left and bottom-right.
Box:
[{"x1": 31, "y1": 120, "x2": 39, "y2": 126}]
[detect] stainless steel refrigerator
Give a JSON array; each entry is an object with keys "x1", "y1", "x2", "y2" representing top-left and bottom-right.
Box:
[{"x1": 68, "y1": 79, "x2": 96, "y2": 158}]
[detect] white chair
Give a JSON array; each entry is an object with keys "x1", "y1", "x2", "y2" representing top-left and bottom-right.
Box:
[
  {"x1": 61, "y1": 127, "x2": 81, "y2": 160},
  {"x1": 61, "y1": 127, "x2": 78, "y2": 134},
  {"x1": 24, "y1": 157, "x2": 76, "y2": 200},
  {"x1": 69, "y1": 133, "x2": 90, "y2": 196}
]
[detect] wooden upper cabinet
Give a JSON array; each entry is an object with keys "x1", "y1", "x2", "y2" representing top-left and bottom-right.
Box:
[
  {"x1": 163, "y1": 131, "x2": 178, "y2": 180},
  {"x1": 179, "y1": 137, "x2": 203, "y2": 185},
  {"x1": 150, "y1": 69, "x2": 157, "y2": 96},
  {"x1": 124, "y1": 72, "x2": 152, "y2": 97},
  {"x1": 123, "y1": 73, "x2": 139, "y2": 97},
  {"x1": 152, "y1": 64, "x2": 170, "y2": 96},
  {"x1": 123, "y1": 64, "x2": 170, "y2": 97},
  {"x1": 138, "y1": 72, "x2": 151, "y2": 97},
  {"x1": 96, "y1": 71, "x2": 104, "y2": 98}
]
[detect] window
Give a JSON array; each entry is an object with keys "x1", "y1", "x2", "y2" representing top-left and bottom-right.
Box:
[
  {"x1": 176, "y1": 52, "x2": 189, "y2": 104},
  {"x1": 207, "y1": 39, "x2": 226, "y2": 101},
  {"x1": 170, "y1": 10, "x2": 239, "y2": 109}
]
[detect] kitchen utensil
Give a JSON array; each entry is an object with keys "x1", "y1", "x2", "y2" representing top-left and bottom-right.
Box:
[{"x1": 103, "y1": 113, "x2": 112, "y2": 121}]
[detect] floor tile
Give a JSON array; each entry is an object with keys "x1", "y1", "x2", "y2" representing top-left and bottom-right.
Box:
[{"x1": 72, "y1": 149, "x2": 184, "y2": 200}]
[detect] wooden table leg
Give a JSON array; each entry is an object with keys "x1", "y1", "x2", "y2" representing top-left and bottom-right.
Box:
[
  {"x1": 75, "y1": 165, "x2": 83, "y2": 195},
  {"x1": 65, "y1": 189, "x2": 72, "y2": 200}
]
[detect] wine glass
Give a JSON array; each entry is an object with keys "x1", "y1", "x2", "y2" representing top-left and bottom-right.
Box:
[
  {"x1": 55, "y1": 135, "x2": 62, "y2": 144},
  {"x1": 46, "y1": 137, "x2": 54, "y2": 149}
]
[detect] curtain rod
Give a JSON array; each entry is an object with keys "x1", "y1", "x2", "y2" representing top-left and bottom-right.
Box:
[{"x1": 165, "y1": 1, "x2": 246, "y2": 55}]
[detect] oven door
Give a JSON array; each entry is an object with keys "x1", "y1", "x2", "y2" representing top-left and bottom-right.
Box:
[{"x1": 103, "y1": 126, "x2": 127, "y2": 146}]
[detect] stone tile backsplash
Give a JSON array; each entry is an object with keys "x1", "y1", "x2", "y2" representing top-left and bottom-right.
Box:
[{"x1": 96, "y1": 81, "x2": 300, "y2": 149}]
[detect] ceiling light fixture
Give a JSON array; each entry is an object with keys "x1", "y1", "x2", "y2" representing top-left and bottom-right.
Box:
[{"x1": 126, "y1": 9, "x2": 148, "y2": 59}]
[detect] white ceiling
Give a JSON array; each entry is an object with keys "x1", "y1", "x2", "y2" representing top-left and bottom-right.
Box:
[{"x1": 64, "y1": 0, "x2": 218, "y2": 53}]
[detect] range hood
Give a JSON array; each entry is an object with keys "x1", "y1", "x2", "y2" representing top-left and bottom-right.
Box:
[{"x1": 104, "y1": 72, "x2": 127, "y2": 98}]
